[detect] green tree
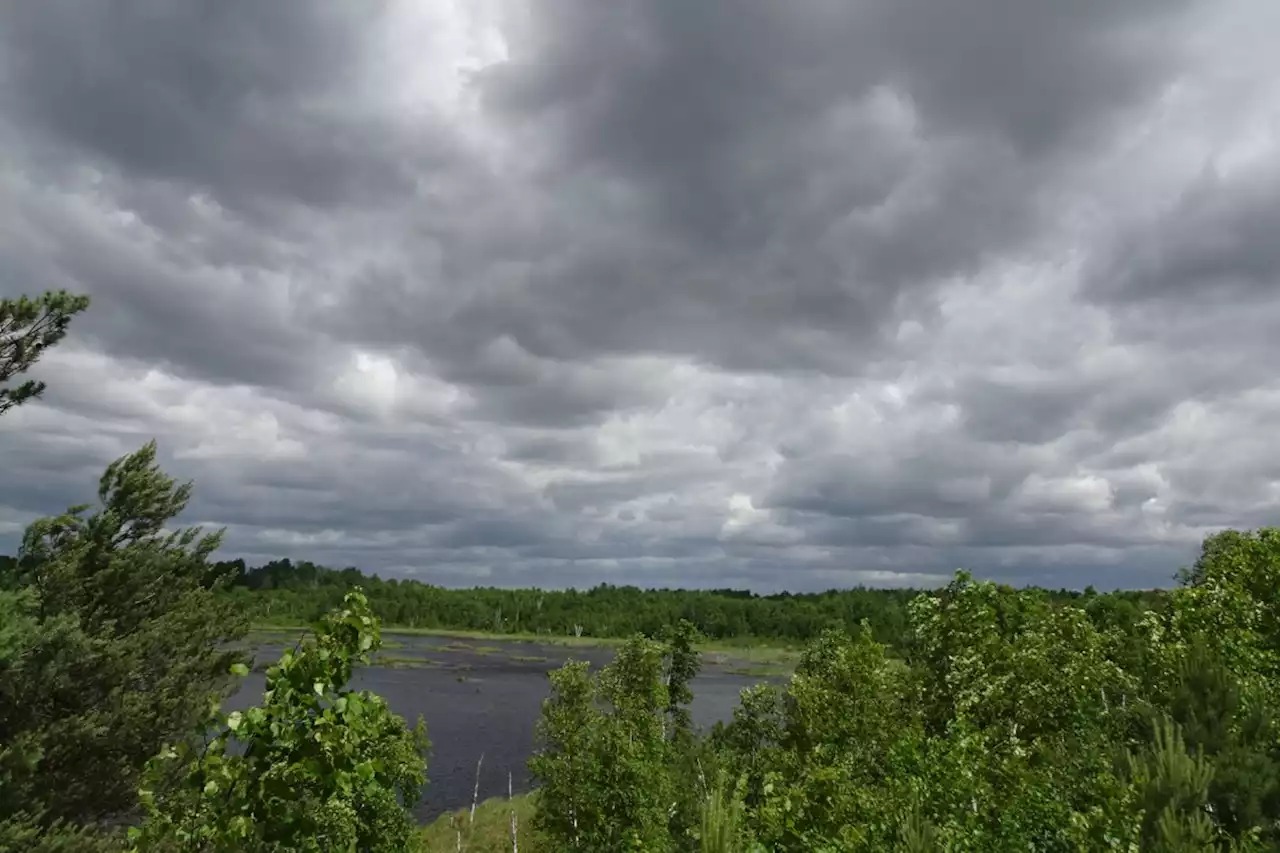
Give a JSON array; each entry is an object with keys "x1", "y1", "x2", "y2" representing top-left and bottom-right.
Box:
[
  {"x1": 1125, "y1": 717, "x2": 1222, "y2": 851},
  {"x1": 531, "y1": 634, "x2": 691, "y2": 852},
  {"x1": 129, "y1": 589, "x2": 429, "y2": 853},
  {"x1": 528, "y1": 659, "x2": 605, "y2": 849},
  {"x1": 718, "y1": 626, "x2": 920, "y2": 851},
  {"x1": 697, "y1": 769, "x2": 750, "y2": 853},
  {"x1": 0, "y1": 587, "x2": 121, "y2": 852},
  {"x1": 1142, "y1": 529, "x2": 1280, "y2": 710},
  {"x1": 0, "y1": 290, "x2": 91, "y2": 416},
  {"x1": 1156, "y1": 641, "x2": 1280, "y2": 845},
  {"x1": 0, "y1": 442, "x2": 248, "y2": 847},
  {"x1": 660, "y1": 620, "x2": 720, "y2": 850},
  {"x1": 662, "y1": 619, "x2": 700, "y2": 741},
  {"x1": 900, "y1": 574, "x2": 1142, "y2": 849}
]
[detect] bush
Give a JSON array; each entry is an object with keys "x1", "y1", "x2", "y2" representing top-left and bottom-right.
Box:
[{"x1": 128, "y1": 590, "x2": 430, "y2": 853}]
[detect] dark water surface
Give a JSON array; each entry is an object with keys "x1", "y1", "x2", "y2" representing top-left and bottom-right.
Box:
[{"x1": 225, "y1": 635, "x2": 780, "y2": 823}]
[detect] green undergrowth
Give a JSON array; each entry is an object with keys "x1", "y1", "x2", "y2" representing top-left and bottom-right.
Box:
[{"x1": 419, "y1": 793, "x2": 540, "y2": 852}]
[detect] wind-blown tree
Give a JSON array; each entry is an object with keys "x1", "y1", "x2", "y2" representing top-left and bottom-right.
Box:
[
  {"x1": 129, "y1": 589, "x2": 429, "y2": 853},
  {"x1": 903, "y1": 575, "x2": 1141, "y2": 849},
  {"x1": 1154, "y1": 528, "x2": 1280, "y2": 701},
  {"x1": 0, "y1": 289, "x2": 90, "y2": 416},
  {"x1": 0, "y1": 442, "x2": 248, "y2": 849}
]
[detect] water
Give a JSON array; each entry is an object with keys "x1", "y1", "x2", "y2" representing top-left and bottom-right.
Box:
[{"x1": 225, "y1": 636, "x2": 781, "y2": 823}]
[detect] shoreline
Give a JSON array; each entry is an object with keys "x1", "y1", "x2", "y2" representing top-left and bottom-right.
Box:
[{"x1": 246, "y1": 622, "x2": 804, "y2": 671}]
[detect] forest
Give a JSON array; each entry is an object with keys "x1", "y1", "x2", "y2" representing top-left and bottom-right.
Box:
[
  {"x1": 4, "y1": 292, "x2": 1279, "y2": 851},
  {"x1": 204, "y1": 555, "x2": 1166, "y2": 653}
]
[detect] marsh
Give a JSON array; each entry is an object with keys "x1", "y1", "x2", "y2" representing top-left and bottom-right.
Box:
[{"x1": 226, "y1": 633, "x2": 784, "y2": 822}]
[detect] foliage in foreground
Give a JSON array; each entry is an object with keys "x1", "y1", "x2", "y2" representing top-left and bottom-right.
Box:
[
  {"x1": 129, "y1": 589, "x2": 430, "y2": 853},
  {"x1": 529, "y1": 529, "x2": 1280, "y2": 851},
  {"x1": 0, "y1": 442, "x2": 248, "y2": 851}
]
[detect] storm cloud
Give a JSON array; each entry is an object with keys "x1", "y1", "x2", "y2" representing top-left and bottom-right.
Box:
[{"x1": 2, "y1": 0, "x2": 1278, "y2": 590}]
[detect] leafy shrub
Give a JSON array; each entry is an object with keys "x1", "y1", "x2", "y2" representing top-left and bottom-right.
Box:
[{"x1": 128, "y1": 589, "x2": 429, "y2": 853}]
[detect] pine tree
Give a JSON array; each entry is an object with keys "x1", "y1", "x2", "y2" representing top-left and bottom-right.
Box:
[
  {"x1": 0, "y1": 443, "x2": 249, "y2": 845},
  {"x1": 1127, "y1": 717, "x2": 1219, "y2": 851},
  {"x1": 0, "y1": 290, "x2": 90, "y2": 416}
]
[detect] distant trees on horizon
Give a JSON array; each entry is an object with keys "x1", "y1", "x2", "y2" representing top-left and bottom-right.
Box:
[{"x1": 190, "y1": 555, "x2": 1168, "y2": 649}]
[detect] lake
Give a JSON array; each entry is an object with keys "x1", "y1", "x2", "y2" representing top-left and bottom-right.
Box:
[{"x1": 225, "y1": 634, "x2": 784, "y2": 823}]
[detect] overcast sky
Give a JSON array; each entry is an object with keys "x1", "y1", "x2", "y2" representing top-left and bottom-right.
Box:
[{"x1": 1, "y1": 1, "x2": 1277, "y2": 592}]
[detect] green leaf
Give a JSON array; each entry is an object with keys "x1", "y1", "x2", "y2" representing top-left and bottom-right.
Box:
[
  {"x1": 124, "y1": 589, "x2": 429, "y2": 852},
  {"x1": 230, "y1": 662, "x2": 250, "y2": 677}
]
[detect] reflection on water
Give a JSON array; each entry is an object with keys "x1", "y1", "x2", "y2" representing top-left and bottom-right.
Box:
[{"x1": 225, "y1": 637, "x2": 779, "y2": 822}]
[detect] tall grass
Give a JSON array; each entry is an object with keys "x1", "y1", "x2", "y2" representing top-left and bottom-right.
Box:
[{"x1": 699, "y1": 771, "x2": 748, "y2": 853}]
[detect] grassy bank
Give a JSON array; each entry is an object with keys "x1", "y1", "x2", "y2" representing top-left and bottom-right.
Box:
[
  {"x1": 419, "y1": 793, "x2": 540, "y2": 852},
  {"x1": 250, "y1": 622, "x2": 625, "y2": 649},
  {"x1": 248, "y1": 623, "x2": 804, "y2": 669}
]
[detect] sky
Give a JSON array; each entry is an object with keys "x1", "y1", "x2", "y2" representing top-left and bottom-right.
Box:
[{"x1": 1, "y1": 0, "x2": 1278, "y2": 592}]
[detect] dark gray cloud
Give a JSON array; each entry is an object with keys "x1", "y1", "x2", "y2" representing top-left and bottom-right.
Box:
[
  {"x1": 484, "y1": 0, "x2": 1189, "y2": 237},
  {"x1": 1, "y1": 0, "x2": 1277, "y2": 591},
  {"x1": 1089, "y1": 164, "x2": 1280, "y2": 305},
  {"x1": 428, "y1": 0, "x2": 1198, "y2": 372},
  {"x1": 0, "y1": 1, "x2": 444, "y2": 214}
]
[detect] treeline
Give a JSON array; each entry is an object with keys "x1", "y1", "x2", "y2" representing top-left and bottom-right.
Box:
[{"x1": 207, "y1": 556, "x2": 1170, "y2": 648}]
